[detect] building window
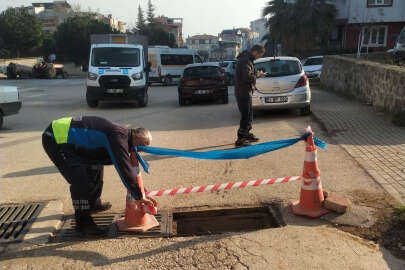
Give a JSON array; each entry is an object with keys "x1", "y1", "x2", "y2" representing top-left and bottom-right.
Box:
[
  {"x1": 362, "y1": 25, "x2": 388, "y2": 47},
  {"x1": 367, "y1": 0, "x2": 393, "y2": 7}
]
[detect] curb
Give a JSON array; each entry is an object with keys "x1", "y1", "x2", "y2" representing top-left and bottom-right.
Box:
[
  {"x1": 3, "y1": 200, "x2": 63, "y2": 251},
  {"x1": 312, "y1": 110, "x2": 405, "y2": 206}
]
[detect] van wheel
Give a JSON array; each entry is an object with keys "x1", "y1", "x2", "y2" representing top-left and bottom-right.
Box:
[
  {"x1": 138, "y1": 91, "x2": 149, "y2": 107},
  {"x1": 300, "y1": 105, "x2": 311, "y2": 116},
  {"x1": 163, "y1": 76, "x2": 172, "y2": 86},
  {"x1": 86, "y1": 93, "x2": 99, "y2": 108}
]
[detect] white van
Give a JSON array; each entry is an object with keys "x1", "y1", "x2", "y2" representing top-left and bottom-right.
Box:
[
  {"x1": 148, "y1": 47, "x2": 203, "y2": 85},
  {"x1": 0, "y1": 86, "x2": 22, "y2": 128},
  {"x1": 86, "y1": 34, "x2": 150, "y2": 108}
]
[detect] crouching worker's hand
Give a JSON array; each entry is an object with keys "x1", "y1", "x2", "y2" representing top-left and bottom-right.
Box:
[{"x1": 138, "y1": 197, "x2": 158, "y2": 215}]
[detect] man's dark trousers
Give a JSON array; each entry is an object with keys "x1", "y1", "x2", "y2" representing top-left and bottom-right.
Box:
[
  {"x1": 42, "y1": 126, "x2": 103, "y2": 215},
  {"x1": 236, "y1": 94, "x2": 253, "y2": 139}
]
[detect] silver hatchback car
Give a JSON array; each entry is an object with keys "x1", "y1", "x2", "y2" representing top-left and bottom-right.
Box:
[{"x1": 252, "y1": 56, "x2": 311, "y2": 115}]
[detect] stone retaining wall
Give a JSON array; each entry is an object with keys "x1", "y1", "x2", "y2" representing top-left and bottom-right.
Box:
[{"x1": 321, "y1": 55, "x2": 405, "y2": 114}]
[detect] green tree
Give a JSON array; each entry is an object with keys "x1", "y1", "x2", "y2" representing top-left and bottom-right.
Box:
[
  {"x1": 147, "y1": 0, "x2": 155, "y2": 24},
  {"x1": 42, "y1": 32, "x2": 56, "y2": 57},
  {"x1": 0, "y1": 8, "x2": 43, "y2": 57},
  {"x1": 263, "y1": 0, "x2": 337, "y2": 57},
  {"x1": 136, "y1": 5, "x2": 146, "y2": 31},
  {"x1": 54, "y1": 16, "x2": 112, "y2": 65}
]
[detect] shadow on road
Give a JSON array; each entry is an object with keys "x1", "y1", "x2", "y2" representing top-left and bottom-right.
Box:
[
  {"x1": 2, "y1": 166, "x2": 58, "y2": 178},
  {"x1": 0, "y1": 232, "x2": 238, "y2": 267}
]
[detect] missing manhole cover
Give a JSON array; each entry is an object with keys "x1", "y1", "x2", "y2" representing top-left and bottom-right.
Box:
[
  {"x1": 0, "y1": 203, "x2": 45, "y2": 243},
  {"x1": 173, "y1": 206, "x2": 284, "y2": 236}
]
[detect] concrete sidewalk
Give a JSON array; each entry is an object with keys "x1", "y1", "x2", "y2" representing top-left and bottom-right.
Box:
[{"x1": 311, "y1": 85, "x2": 405, "y2": 205}]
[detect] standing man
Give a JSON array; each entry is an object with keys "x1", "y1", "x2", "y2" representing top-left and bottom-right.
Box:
[
  {"x1": 234, "y1": 45, "x2": 266, "y2": 147},
  {"x1": 42, "y1": 116, "x2": 156, "y2": 235}
]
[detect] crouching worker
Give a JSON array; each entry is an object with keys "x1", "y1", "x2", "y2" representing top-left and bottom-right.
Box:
[{"x1": 42, "y1": 116, "x2": 155, "y2": 235}]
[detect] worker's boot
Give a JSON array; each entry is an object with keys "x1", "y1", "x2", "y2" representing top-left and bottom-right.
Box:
[
  {"x1": 75, "y1": 212, "x2": 106, "y2": 236},
  {"x1": 90, "y1": 198, "x2": 112, "y2": 213}
]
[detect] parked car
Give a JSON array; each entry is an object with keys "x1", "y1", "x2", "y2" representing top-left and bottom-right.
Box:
[
  {"x1": 178, "y1": 63, "x2": 228, "y2": 106},
  {"x1": 302, "y1": 56, "x2": 323, "y2": 81},
  {"x1": 392, "y1": 26, "x2": 405, "y2": 65},
  {"x1": 219, "y1": 60, "x2": 236, "y2": 85},
  {"x1": 0, "y1": 86, "x2": 22, "y2": 128},
  {"x1": 253, "y1": 56, "x2": 311, "y2": 115}
]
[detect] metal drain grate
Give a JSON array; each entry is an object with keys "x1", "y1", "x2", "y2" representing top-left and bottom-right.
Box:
[
  {"x1": 55, "y1": 213, "x2": 171, "y2": 241},
  {"x1": 0, "y1": 203, "x2": 45, "y2": 243},
  {"x1": 114, "y1": 212, "x2": 172, "y2": 238},
  {"x1": 56, "y1": 214, "x2": 117, "y2": 241}
]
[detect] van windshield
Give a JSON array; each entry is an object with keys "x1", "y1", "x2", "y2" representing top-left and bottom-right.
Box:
[
  {"x1": 161, "y1": 54, "x2": 194, "y2": 65},
  {"x1": 91, "y1": 47, "x2": 140, "y2": 67},
  {"x1": 255, "y1": 60, "x2": 301, "y2": 77}
]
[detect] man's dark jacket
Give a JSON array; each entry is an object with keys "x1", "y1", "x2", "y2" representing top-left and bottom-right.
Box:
[{"x1": 235, "y1": 51, "x2": 256, "y2": 98}]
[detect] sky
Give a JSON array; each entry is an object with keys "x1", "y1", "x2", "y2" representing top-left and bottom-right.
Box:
[{"x1": 0, "y1": 0, "x2": 268, "y2": 37}]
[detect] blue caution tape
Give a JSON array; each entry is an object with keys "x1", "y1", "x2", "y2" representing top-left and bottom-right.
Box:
[{"x1": 135, "y1": 133, "x2": 327, "y2": 174}]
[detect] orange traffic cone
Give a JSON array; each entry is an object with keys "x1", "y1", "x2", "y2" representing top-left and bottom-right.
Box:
[
  {"x1": 292, "y1": 126, "x2": 329, "y2": 217},
  {"x1": 116, "y1": 152, "x2": 159, "y2": 232}
]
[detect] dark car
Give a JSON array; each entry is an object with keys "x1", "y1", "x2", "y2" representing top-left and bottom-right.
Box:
[{"x1": 178, "y1": 63, "x2": 228, "y2": 106}]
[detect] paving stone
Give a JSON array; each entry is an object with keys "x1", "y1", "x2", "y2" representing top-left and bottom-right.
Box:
[
  {"x1": 324, "y1": 193, "x2": 352, "y2": 214},
  {"x1": 312, "y1": 87, "x2": 405, "y2": 205}
]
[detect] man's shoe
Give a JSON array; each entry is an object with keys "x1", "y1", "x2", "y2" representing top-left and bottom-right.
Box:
[
  {"x1": 245, "y1": 133, "x2": 259, "y2": 142},
  {"x1": 235, "y1": 138, "x2": 252, "y2": 148},
  {"x1": 90, "y1": 199, "x2": 112, "y2": 213},
  {"x1": 75, "y1": 215, "x2": 107, "y2": 236}
]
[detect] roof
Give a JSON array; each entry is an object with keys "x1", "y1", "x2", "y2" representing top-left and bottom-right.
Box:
[
  {"x1": 254, "y1": 56, "x2": 300, "y2": 64},
  {"x1": 221, "y1": 29, "x2": 236, "y2": 35},
  {"x1": 185, "y1": 63, "x2": 220, "y2": 68},
  {"x1": 32, "y1": 1, "x2": 71, "y2": 8},
  {"x1": 188, "y1": 35, "x2": 218, "y2": 40}
]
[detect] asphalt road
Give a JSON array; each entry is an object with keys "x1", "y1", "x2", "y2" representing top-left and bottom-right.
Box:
[
  {"x1": 2, "y1": 79, "x2": 404, "y2": 270},
  {"x1": 0, "y1": 79, "x2": 380, "y2": 214}
]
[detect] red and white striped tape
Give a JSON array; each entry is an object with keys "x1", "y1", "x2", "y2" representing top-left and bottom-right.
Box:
[{"x1": 146, "y1": 176, "x2": 302, "y2": 197}]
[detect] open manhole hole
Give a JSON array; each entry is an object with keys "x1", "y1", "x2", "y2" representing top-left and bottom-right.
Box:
[
  {"x1": 54, "y1": 205, "x2": 284, "y2": 240},
  {"x1": 0, "y1": 203, "x2": 45, "y2": 243},
  {"x1": 172, "y1": 205, "x2": 285, "y2": 236}
]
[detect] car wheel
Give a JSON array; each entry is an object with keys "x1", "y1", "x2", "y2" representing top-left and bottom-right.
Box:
[
  {"x1": 222, "y1": 93, "x2": 229, "y2": 104},
  {"x1": 0, "y1": 113, "x2": 3, "y2": 129},
  {"x1": 300, "y1": 105, "x2": 311, "y2": 116},
  {"x1": 86, "y1": 93, "x2": 99, "y2": 108},
  {"x1": 138, "y1": 90, "x2": 149, "y2": 107}
]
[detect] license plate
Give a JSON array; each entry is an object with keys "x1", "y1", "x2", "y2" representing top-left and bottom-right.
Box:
[
  {"x1": 264, "y1": 96, "x2": 288, "y2": 103},
  {"x1": 106, "y1": 89, "x2": 124, "y2": 94},
  {"x1": 195, "y1": 90, "x2": 212, "y2": 94}
]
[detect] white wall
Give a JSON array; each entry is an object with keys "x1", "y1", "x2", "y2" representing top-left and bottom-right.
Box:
[{"x1": 347, "y1": 0, "x2": 405, "y2": 24}]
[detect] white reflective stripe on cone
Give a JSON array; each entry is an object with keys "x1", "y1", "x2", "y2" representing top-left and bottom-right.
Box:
[
  {"x1": 304, "y1": 151, "x2": 317, "y2": 162},
  {"x1": 301, "y1": 177, "x2": 322, "y2": 191}
]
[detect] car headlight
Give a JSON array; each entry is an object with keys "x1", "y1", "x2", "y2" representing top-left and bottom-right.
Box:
[
  {"x1": 88, "y1": 72, "x2": 98, "y2": 81},
  {"x1": 132, "y1": 72, "x2": 143, "y2": 80}
]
